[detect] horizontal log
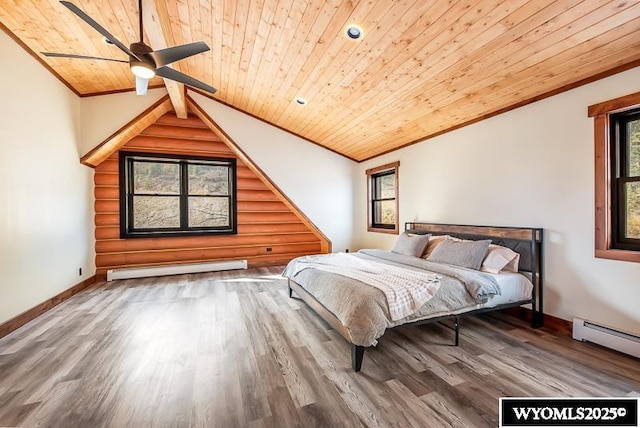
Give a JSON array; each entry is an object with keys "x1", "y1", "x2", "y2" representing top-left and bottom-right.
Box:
[
  {"x1": 126, "y1": 136, "x2": 232, "y2": 154},
  {"x1": 238, "y1": 178, "x2": 268, "y2": 190},
  {"x1": 235, "y1": 251, "x2": 321, "y2": 266},
  {"x1": 95, "y1": 199, "x2": 119, "y2": 213},
  {"x1": 95, "y1": 187, "x2": 120, "y2": 200},
  {"x1": 96, "y1": 242, "x2": 321, "y2": 267},
  {"x1": 248, "y1": 258, "x2": 297, "y2": 268},
  {"x1": 156, "y1": 113, "x2": 209, "y2": 128},
  {"x1": 95, "y1": 173, "x2": 119, "y2": 186},
  {"x1": 95, "y1": 213, "x2": 119, "y2": 226},
  {"x1": 96, "y1": 226, "x2": 119, "y2": 240},
  {"x1": 95, "y1": 159, "x2": 118, "y2": 173},
  {"x1": 238, "y1": 212, "x2": 300, "y2": 223},
  {"x1": 238, "y1": 201, "x2": 288, "y2": 211},
  {"x1": 141, "y1": 124, "x2": 221, "y2": 141},
  {"x1": 237, "y1": 190, "x2": 280, "y2": 201},
  {"x1": 96, "y1": 232, "x2": 320, "y2": 253},
  {"x1": 237, "y1": 223, "x2": 310, "y2": 233}
]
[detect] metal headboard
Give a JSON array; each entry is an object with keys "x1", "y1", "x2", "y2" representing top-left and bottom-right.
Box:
[{"x1": 405, "y1": 222, "x2": 544, "y2": 327}]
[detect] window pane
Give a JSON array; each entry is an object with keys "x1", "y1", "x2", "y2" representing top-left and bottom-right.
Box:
[
  {"x1": 373, "y1": 173, "x2": 395, "y2": 199},
  {"x1": 133, "y1": 161, "x2": 180, "y2": 194},
  {"x1": 628, "y1": 119, "x2": 640, "y2": 177},
  {"x1": 189, "y1": 164, "x2": 229, "y2": 195},
  {"x1": 189, "y1": 197, "x2": 230, "y2": 227},
  {"x1": 373, "y1": 200, "x2": 396, "y2": 225},
  {"x1": 625, "y1": 182, "x2": 640, "y2": 239},
  {"x1": 133, "y1": 196, "x2": 180, "y2": 228}
]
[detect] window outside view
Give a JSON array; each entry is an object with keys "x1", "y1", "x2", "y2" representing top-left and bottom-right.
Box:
[
  {"x1": 133, "y1": 162, "x2": 180, "y2": 229},
  {"x1": 374, "y1": 173, "x2": 396, "y2": 226},
  {"x1": 626, "y1": 120, "x2": 640, "y2": 239},
  {"x1": 130, "y1": 159, "x2": 232, "y2": 231}
]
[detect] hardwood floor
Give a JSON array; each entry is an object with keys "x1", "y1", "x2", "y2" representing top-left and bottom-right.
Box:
[{"x1": 0, "y1": 267, "x2": 638, "y2": 427}]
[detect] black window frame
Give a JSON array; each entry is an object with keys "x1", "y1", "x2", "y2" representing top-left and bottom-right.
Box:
[
  {"x1": 610, "y1": 109, "x2": 640, "y2": 251},
  {"x1": 366, "y1": 161, "x2": 399, "y2": 234},
  {"x1": 119, "y1": 151, "x2": 237, "y2": 238},
  {"x1": 370, "y1": 170, "x2": 396, "y2": 230}
]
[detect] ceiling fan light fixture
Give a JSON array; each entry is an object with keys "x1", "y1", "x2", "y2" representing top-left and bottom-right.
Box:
[
  {"x1": 131, "y1": 61, "x2": 156, "y2": 79},
  {"x1": 130, "y1": 60, "x2": 155, "y2": 79}
]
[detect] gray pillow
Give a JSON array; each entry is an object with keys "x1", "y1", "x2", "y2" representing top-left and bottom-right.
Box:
[
  {"x1": 426, "y1": 238, "x2": 491, "y2": 270},
  {"x1": 391, "y1": 232, "x2": 431, "y2": 257}
]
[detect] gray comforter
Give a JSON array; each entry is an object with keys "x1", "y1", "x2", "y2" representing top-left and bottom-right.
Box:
[{"x1": 282, "y1": 249, "x2": 501, "y2": 347}]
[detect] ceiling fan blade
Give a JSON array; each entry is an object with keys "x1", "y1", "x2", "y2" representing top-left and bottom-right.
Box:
[
  {"x1": 156, "y1": 67, "x2": 217, "y2": 94},
  {"x1": 148, "y1": 42, "x2": 210, "y2": 67},
  {"x1": 136, "y1": 76, "x2": 149, "y2": 95},
  {"x1": 59, "y1": 1, "x2": 140, "y2": 61},
  {"x1": 42, "y1": 52, "x2": 128, "y2": 63}
]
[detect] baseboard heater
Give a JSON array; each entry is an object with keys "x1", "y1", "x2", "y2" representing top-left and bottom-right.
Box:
[
  {"x1": 572, "y1": 318, "x2": 640, "y2": 358},
  {"x1": 106, "y1": 260, "x2": 248, "y2": 281}
]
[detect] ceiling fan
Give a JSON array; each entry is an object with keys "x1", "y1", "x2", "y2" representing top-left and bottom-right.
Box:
[{"x1": 42, "y1": 0, "x2": 216, "y2": 95}]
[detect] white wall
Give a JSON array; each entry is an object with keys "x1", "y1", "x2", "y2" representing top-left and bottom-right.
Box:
[
  {"x1": 79, "y1": 88, "x2": 167, "y2": 156},
  {"x1": 353, "y1": 67, "x2": 640, "y2": 336},
  {"x1": 0, "y1": 30, "x2": 94, "y2": 324},
  {"x1": 189, "y1": 92, "x2": 356, "y2": 253}
]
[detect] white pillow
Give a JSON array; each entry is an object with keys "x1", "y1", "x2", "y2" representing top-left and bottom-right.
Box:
[
  {"x1": 391, "y1": 232, "x2": 431, "y2": 257},
  {"x1": 426, "y1": 238, "x2": 491, "y2": 270},
  {"x1": 480, "y1": 244, "x2": 520, "y2": 273}
]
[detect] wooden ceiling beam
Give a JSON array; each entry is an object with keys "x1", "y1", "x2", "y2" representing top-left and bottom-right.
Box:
[{"x1": 141, "y1": 0, "x2": 187, "y2": 119}]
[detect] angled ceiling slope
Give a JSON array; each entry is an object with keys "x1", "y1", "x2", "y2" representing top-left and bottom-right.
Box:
[
  {"x1": 82, "y1": 94, "x2": 331, "y2": 253},
  {"x1": 4, "y1": 1, "x2": 640, "y2": 161}
]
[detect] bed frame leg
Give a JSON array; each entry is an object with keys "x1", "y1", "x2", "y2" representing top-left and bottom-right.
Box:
[
  {"x1": 351, "y1": 344, "x2": 365, "y2": 372},
  {"x1": 531, "y1": 310, "x2": 544, "y2": 328},
  {"x1": 454, "y1": 317, "x2": 460, "y2": 346}
]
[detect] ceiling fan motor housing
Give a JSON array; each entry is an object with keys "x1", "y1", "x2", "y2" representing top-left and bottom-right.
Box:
[
  {"x1": 130, "y1": 42, "x2": 155, "y2": 68},
  {"x1": 43, "y1": 1, "x2": 216, "y2": 93}
]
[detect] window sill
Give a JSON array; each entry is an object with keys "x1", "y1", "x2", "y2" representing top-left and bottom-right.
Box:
[
  {"x1": 595, "y1": 248, "x2": 640, "y2": 263},
  {"x1": 367, "y1": 226, "x2": 399, "y2": 235}
]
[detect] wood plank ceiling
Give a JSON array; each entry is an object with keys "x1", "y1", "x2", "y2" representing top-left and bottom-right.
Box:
[{"x1": 2, "y1": 1, "x2": 640, "y2": 161}]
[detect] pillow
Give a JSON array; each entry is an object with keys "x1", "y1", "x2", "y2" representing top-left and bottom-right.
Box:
[
  {"x1": 426, "y1": 237, "x2": 491, "y2": 270},
  {"x1": 481, "y1": 244, "x2": 520, "y2": 273},
  {"x1": 391, "y1": 232, "x2": 431, "y2": 257},
  {"x1": 421, "y1": 234, "x2": 450, "y2": 258}
]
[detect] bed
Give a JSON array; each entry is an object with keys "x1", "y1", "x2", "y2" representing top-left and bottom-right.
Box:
[{"x1": 283, "y1": 222, "x2": 544, "y2": 372}]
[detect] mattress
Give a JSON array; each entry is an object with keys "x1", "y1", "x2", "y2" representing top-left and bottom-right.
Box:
[
  {"x1": 284, "y1": 250, "x2": 534, "y2": 346},
  {"x1": 385, "y1": 271, "x2": 533, "y2": 328}
]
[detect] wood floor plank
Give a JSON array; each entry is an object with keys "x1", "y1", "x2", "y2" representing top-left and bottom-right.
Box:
[{"x1": 0, "y1": 266, "x2": 638, "y2": 427}]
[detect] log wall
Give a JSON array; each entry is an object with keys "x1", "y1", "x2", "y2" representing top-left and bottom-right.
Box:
[{"x1": 94, "y1": 112, "x2": 328, "y2": 280}]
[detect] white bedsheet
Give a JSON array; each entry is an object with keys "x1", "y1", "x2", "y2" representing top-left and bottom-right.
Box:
[
  {"x1": 483, "y1": 271, "x2": 534, "y2": 308},
  {"x1": 399, "y1": 271, "x2": 534, "y2": 324}
]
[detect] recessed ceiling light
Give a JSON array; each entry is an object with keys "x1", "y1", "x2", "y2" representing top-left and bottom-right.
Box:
[
  {"x1": 345, "y1": 25, "x2": 363, "y2": 40},
  {"x1": 295, "y1": 97, "x2": 307, "y2": 106}
]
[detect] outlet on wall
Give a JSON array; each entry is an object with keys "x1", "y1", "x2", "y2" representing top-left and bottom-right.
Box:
[{"x1": 266, "y1": 247, "x2": 272, "y2": 252}]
